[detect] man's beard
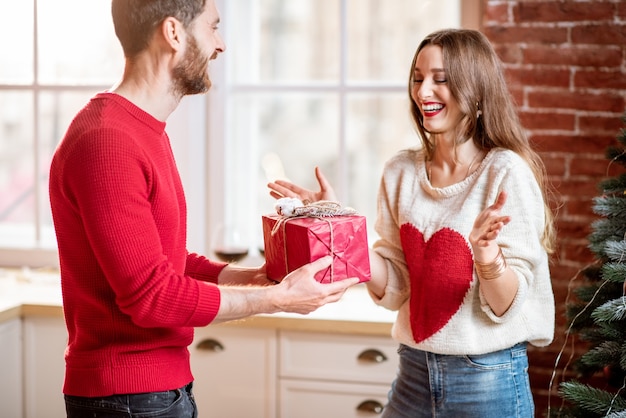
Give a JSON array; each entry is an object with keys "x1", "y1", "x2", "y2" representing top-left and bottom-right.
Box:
[{"x1": 172, "y1": 34, "x2": 211, "y2": 96}]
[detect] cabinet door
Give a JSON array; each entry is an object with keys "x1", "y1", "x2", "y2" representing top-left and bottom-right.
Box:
[
  {"x1": 190, "y1": 326, "x2": 277, "y2": 418},
  {"x1": 23, "y1": 316, "x2": 67, "y2": 418},
  {"x1": 0, "y1": 318, "x2": 23, "y2": 418},
  {"x1": 280, "y1": 379, "x2": 388, "y2": 418}
]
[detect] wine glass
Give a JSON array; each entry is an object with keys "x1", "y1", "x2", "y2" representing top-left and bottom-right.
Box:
[
  {"x1": 212, "y1": 223, "x2": 249, "y2": 263},
  {"x1": 255, "y1": 224, "x2": 266, "y2": 258}
]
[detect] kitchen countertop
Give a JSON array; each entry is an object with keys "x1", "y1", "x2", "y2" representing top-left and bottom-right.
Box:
[
  {"x1": 0, "y1": 267, "x2": 397, "y2": 336},
  {"x1": 0, "y1": 267, "x2": 65, "y2": 323}
]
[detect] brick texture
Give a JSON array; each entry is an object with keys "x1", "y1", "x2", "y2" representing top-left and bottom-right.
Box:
[{"x1": 481, "y1": 1, "x2": 626, "y2": 416}]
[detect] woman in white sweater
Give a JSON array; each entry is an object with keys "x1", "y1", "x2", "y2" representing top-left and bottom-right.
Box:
[{"x1": 268, "y1": 28, "x2": 556, "y2": 418}]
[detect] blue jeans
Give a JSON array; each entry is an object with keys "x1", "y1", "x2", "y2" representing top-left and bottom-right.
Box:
[
  {"x1": 64, "y1": 382, "x2": 197, "y2": 418},
  {"x1": 382, "y1": 343, "x2": 533, "y2": 418}
]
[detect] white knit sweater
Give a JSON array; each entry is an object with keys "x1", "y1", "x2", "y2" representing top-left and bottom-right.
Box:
[{"x1": 371, "y1": 147, "x2": 554, "y2": 355}]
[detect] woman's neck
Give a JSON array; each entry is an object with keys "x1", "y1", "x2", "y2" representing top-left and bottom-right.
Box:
[{"x1": 427, "y1": 140, "x2": 485, "y2": 187}]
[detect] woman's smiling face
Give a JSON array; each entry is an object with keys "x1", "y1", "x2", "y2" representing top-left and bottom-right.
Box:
[{"x1": 411, "y1": 44, "x2": 463, "y2": 136}]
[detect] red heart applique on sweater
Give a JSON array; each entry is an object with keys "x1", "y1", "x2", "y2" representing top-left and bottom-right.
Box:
[{"x1": 400, "y1": 224, "x2": 474, "y2": 343}]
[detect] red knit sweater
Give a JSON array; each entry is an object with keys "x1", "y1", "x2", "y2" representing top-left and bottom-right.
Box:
[{"x1": 49, "y1": 92, "x2": 226, "y2": 397}]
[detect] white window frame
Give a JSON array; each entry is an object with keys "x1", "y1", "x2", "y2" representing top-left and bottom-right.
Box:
[{"x1": 0, "y1": 0, "x2": 480, "y2": 268}]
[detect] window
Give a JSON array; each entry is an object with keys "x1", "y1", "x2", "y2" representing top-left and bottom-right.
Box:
[
  {"x1": 0, "y1": 0, "x2": 207, "y2": 267},
  {"x1": 208, "y1": 0, "x2": 476, "y2": 261},
  {"x1": 0, "y1": 0, "x2": 124, "y2": 266},
  {"x1": 0, "y1": 0, "x2": 477, "y2": 267}
]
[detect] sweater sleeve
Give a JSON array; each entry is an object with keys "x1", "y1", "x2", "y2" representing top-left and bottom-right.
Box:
[
  {"x1": 61, "y1": 129, "x2": 221, "y2": 327},
  {"x1": 370, "y1": 152, "x2": 413, "y2": 310},
  {"x1": 185, "y1": 252, "x2": 227, "y2": 284},
  {"x1": 478, "y1": 153, "x2": 550, "y2": 323}
]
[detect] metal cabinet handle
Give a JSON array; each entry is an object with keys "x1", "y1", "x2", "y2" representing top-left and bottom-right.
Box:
[
  {"x1": 196, "y1": 338, "x2": 224, "y2": 352},
  {"x1": 356, "y1": 400, "x2": 384, "y2": 414},
  {"x1": 357, "y1": 348, "x2": 387, "y2": 363}
]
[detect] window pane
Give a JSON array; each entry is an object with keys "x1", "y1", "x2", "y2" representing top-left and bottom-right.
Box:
[
  {"x1": 221, "y1": 0, "x2": 464, "y2": 255},
  {"x1": 227, "y1": 93, "x2": 340, "y2": 250},
  {"x1": 38, "y1": 0, "x2": 123, "y2": 85},
  {"x1": 347, "y1": 0, "x2": 460, "y2": 82},
  {"x1": 0, "y1": 91, "x2": 35, "y2": 247},
  {"x1": 346, "y1": 93, "x2": 416, "y2": 239},
  {"x1": 228, "y1": 0, "x2": 341, "y2": 83},
  {"x1": 0, "y1": 2, "x2": 34, "y2": 84}
]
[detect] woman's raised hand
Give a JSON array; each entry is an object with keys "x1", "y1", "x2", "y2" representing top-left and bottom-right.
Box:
[
  {"x1": 267, "y1": 166, "x2": 337, "y2": 203},
  {"x1": 469, "y1": 191, "x2": 511, "y2": 252}
]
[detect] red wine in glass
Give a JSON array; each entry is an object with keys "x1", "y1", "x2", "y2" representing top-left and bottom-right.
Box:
[
  {"x1": 212, "y1": 223, "x2": 249, "y2": 263},
  {"x1": 214, "y1": 247, "x2": 249, "y2": 263}
]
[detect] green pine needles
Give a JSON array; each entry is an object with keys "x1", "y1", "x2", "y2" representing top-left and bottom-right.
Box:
[{"x1": 553, "y1": 112, "x2": 626, "y2": 418}]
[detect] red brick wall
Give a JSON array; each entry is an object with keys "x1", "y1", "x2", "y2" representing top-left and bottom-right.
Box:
[{"x1": 481, "y1": 0, "x2": 626, "y2": 416}]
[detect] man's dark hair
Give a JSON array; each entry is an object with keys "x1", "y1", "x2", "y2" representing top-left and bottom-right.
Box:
[{"x1": 111, "y1": 0, "x2": 206, "y2": 58}]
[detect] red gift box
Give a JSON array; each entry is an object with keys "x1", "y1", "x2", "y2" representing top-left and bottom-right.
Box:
[{"x1": 262, "y1": 214, "x2": 371, "y2": 283}]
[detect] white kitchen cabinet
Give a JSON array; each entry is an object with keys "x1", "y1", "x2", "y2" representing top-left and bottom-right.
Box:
[
  {"x1": 0, "y1": 318, "x2": 23, "y2": 418},
  {"x1": 190, "y1": 325, "x2": 278, "y2": 418},
  {"x1": 22, "y1": 316, "x2": 67, "y2": 418},
  {"x1": 278, "y1": 330, "x2": 398, "y2": 418}
]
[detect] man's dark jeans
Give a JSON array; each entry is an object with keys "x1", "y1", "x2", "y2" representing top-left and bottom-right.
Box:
[{"x1": 64, "y1": 382, "x2": 197, "y2": 418}]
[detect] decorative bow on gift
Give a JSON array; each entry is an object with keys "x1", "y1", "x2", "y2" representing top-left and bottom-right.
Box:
[{"x1": 274, "y1": 197, "x2": 357, "y2": 218}]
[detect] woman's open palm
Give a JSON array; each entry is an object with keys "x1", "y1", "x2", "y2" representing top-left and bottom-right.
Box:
[{"x1": 267, "y1": 166, "x2": 337, "y2": 203}]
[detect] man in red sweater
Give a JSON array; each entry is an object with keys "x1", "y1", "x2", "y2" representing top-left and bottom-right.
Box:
[{"x1": 48, "y1": 1, "x2": 359, "y2": 416}]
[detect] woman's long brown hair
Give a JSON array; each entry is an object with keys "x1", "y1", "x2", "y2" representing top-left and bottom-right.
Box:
[{"x1": 408, "y1": 29, "x2": 556, "y2": 253}]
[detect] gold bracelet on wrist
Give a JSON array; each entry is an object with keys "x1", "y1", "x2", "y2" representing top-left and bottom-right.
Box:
[{"x1": 474, "y1": 247, "x2": 507, "y2": 281}]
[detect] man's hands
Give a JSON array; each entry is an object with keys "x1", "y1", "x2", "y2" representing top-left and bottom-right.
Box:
[
  {"x1": 213, "y1": 256, "x2": 359, "y2": 323},
  {"x1": 273, "y1": 256, "x2": 359, "y2": 315},
  {"x1": 268, "y1": 166, "x2": 337, "y2": 203}
]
